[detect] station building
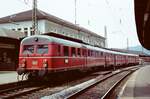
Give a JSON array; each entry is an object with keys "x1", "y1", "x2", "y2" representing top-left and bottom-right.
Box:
[
  {"x1": 0, "y1": 9, "x2": 105, "y2": 47},
  {"x1": 0, "y1": 28, "x2": 24, "y2": 70}
]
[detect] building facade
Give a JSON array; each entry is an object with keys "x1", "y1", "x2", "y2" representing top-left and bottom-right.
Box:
[{"x1": 0, "y1": 10, "x2": 105, "y2": 47}]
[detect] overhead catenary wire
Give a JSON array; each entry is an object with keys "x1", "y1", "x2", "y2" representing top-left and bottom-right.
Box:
[
  {"x1": 104, "y1": 0, "x2": 128, "y2": 36},
  {"x1": 17, "y1": 0, "x2": 31, "y2": 7}
]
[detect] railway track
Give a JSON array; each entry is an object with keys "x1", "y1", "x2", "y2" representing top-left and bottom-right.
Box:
[
  {"x1": 0, "y1": 70, "x2": 109, "y2": 99},
  {"x1": 100, "y1": 69, "x2": 137, "y2": 99},
  {"x1": 41, "y1": 66, "x2": 139, "y2": 99},
  {"x1": 0, "y1": 66, "x2": 140, "y2": 99},
  {"x1": 0, "y1": 80, "x2": 46, "y2": 99}
]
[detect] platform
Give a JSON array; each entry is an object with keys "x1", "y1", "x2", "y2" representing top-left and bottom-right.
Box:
[
  {"x1": 0, "y1": 71, "x2": 21, "y2": 85},
  {"x1": 120, "y1": 65, "x2": 150, "y2": 99}
]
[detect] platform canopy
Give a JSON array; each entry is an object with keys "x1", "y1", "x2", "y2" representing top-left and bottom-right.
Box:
[
  {"x1": 134, "y1": 0, "x2": 150, "y2": 50},
  {"x1": 0, "y1": 28, "x2": 25, "y2": 39}
]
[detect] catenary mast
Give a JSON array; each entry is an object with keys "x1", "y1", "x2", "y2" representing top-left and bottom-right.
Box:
[{"x1": 32, "y1": 0, "x2": 38, "y2": 35}]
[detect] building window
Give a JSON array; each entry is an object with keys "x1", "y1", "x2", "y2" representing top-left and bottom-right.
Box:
[
  {"x1": 17, "y1": 28, "x2": 21, "y2": 31},
  {"x1": 24, "y1": 31, "x2": 28, "y2": 37},
  {"x1": 12, "y1": 29, "x2": 15, "y2": 31},
  {"x1": 24, "y1": 28, "x2": 28, "y2": 31},
  {"x1": 24, "y1": 28, "x2": 28, "y2": 37},
  {"x1": 30, "y1": 27, "x2": 34, "y2": 35}
]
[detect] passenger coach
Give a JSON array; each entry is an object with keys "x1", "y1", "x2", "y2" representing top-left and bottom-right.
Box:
[{"x1": 17, "y1": 35, "x2": 139, "y2": 77}]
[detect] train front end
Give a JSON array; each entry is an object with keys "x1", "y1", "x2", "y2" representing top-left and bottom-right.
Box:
[{"x1": 17, "y1": 35, "x2": 50, "y2": 77}]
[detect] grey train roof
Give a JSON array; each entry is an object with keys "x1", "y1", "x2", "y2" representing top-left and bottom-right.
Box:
[
  {"x1": 22, "y1": 35, "x2": 138, "y2": 57},
  {"x1": 21, "y1": 35, "x2": 82, "y2": 48}
]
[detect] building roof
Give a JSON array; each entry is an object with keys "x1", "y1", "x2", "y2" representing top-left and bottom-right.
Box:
[
  {"x1": 0, "y1": 28, "x2": 25, "y2": 39},
  {"x1": 0, "y1": 9, "x2": 105, "y2": 39}
]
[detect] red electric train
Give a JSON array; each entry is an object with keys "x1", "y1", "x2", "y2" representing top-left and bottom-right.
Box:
[{"x1": 17, "y1": 35, "x2": 139, "y2": 78}]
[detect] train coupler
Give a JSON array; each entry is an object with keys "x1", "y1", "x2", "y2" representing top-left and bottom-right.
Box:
[
  {"x1": 17, "y1": 67, "x2": 26, "y2": 75},
  {"x1": 38, "y1": 68, "x2": 48, "y2": 77}
]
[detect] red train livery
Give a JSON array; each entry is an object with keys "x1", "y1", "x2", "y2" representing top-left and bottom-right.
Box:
[{"x1": 17, "y1": 35, "x2": 139, "y2": 77}]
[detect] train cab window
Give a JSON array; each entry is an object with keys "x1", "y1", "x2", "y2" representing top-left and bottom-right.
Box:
[
  {"x1": 22, "y1": 45, "x2": 34, "y2": 55},
  {"x1": 64, "y1": 46, "x2": 69, "y2": 56},
  {"x1": 37, "y1": 45, "x2": 48, "y2": 54},
  {"x1": 71, "y1": 47, "x2": 76, "y2": 56}
]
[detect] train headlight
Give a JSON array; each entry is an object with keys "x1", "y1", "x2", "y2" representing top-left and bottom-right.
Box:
[
  {"x1": 20, "y1": 59, "x2": 26, "y2": 68},
  {"x1": 43, "y1": 63, "x2": 47, "y2": 68},
  {"x1": 21, "y1": 63, "x2": 26, "y2": 68},
  {"x1": 22, "y1": 59, "x2": 26, "y2": 63},
  {"x1": 43, "y1": 59, "x2": 47, "y2": 63},
  {"x1": 43, "y1": 59, "x2": 48, "y2": 68}
]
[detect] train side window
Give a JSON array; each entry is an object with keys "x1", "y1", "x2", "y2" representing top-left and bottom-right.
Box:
[
  {"x1": 90, "y1": 50, "x2": 92, "y2": 56},
  {"x1": 77, "y1": 48, "x2": 81, "y2": 56},
  {"x1": 63, "y1": 46, "x2": 69, "y2": 56},
  {"x1": 58, "y1": 45, "x2": 61, "y2": 56},
  {"x1": 101, "y1": 52, "x2": 103, "y2": 56},
  {"x1": 85, "y1": 50, "x2": 87, "y2": 56},
  {"x1": 82, "y1": 49, "x2": 84, "y2": 56},
  {"x1": 88, "y1": 50, "x2": 90, "y2": 56},
  {"x1": 80, "y1": 49, "x2": 83, "y2": 56},
  {"x1": 92, "y1": 50, "x2": 95, "y2": 57},
  {"x1": 96, "y1": 51, "x2": 98, "y2": 57},
  {"x1": 99, "y1": 52, "x2": 101, "y2": 56},
  {"x1": 71, "y1": 47, "x2": 76, "y2": 56},
  {"x1": 94, "y1": 51, "x2": 96, "y2": 57},
  {"x1": 95, "y1": 51, "x2": 97, "y2": 57}
]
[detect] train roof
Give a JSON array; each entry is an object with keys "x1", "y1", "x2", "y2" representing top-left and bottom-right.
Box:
[
  {"x1": 85, "y1": 44, "x2": 138, "y2": 56},
  {"x1": 21, "y1": 35, "x2": 83, "y2": 48},
  {"x1": 22, "y1": 35, "x2": 138, "y2": 57}
]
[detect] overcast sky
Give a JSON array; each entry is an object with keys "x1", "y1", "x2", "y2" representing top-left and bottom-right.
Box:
[{"x1": 0, "y1": 0, "x2": 141, "y2": 48}]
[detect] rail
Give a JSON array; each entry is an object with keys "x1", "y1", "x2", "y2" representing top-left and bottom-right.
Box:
[{"x1": 41, "y1": 66, "x2": 139, "y2": 99}]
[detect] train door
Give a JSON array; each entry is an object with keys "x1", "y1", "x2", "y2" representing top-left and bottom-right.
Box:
[
  {"x1": 83, "y1": 48, "x2": 87, "y2": 67},
  {"x1": 105, "y1": 53, "x2": 107, "y2": 67},
  {"x1": 114, "y1": 54, "x2": 116, "y2": 66}
]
